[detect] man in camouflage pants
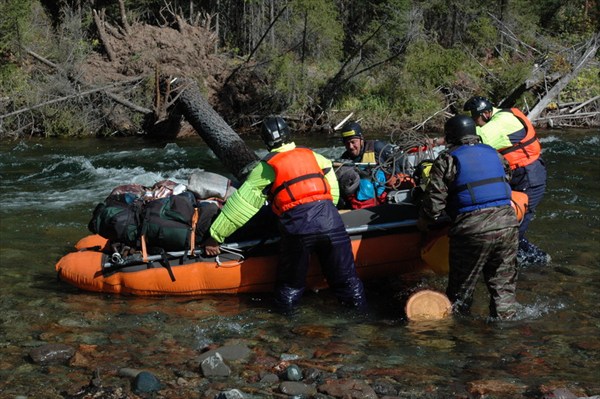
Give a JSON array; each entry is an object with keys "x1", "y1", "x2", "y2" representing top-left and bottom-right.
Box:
[{"x1": 418, "y1": 115, "x2": 519, "y2": 320}]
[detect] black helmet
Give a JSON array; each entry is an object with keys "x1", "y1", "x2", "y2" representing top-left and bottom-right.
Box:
[
  {"x1": 444, "y1": 115, "x2": 477, "y2": 144},
  {"x1": 463, "y1": 96, "x2": 493, "y2": 117},
  {"x1": 340, "y1": 121, "x2": 363, "y2": 142},
  {"x1": 261, "y1": 116, "x2": 290, "y2": 149}
]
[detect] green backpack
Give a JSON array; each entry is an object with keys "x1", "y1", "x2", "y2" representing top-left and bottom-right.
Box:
[{"x1": 88, "y1": 191, "x2": 198, "y2": 252}]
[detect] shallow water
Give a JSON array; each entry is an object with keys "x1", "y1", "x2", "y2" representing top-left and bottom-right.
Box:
[{"x1": 0, "y1": 129, "x2": 599, "y2": 398}]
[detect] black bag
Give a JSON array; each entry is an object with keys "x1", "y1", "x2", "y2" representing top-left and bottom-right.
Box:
[
  {"x1": 140, "y1": 191, "x2": 197, "y2": 251},
  {"x1": 88, "y1": 193, "x2": 143, "y2": 247}
]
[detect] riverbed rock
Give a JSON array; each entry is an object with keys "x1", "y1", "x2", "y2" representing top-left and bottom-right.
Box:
[
  {"x1": 201, "y1": 352, "x2": 232, "y2": 377},
  {"x1": 318, "y1": 378, "x2": 378, "y2": 399},
  {"x1": 259, "y1": 372, "x2": 279, "y2": 384},
  {"x1": 215, "y1": 388, "x2": 246, "y2": 399},
  {"x1": 302, "y1": 367, "x2": 323, "y2": 383},
  {"x1": 285, "y1": 364, "x2": 303, "y2": 381},
  {"x1": 133, "y1": 371, "x2": 162, "y2": 394},
  {"x1": 466, "y1": 379, "x2": 527, "y2": 396},
  {"x1": 541, "y1": 387, "x2": 579, "y2": 399},
  {"x1": 280, "y1": 381, "x2": 317, "y2": 396},
  {"x1": 371, "y1": 379, "x2": 398, "y2": 396},
  {"x1": 28, "y1": 343, "x2": 75, "y2": 365},
  {"x1": 118, "y1": 367, "x2": 142, "y2": 378},
  {"x1": 199, "y1": 343, "x2": 252, "y2": 362},
  {"x1": 68, "y1": 351, "x2": 90, "y2": 367}
]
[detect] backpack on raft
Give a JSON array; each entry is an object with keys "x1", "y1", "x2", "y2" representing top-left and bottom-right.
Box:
[
  {"x1": 87, "y1": 179, "x2": 222, "y2": 253},
  {"x1": 140, "y1": 191, "x2": 198, "y2": 251},
  {"x1": 87, "y1": 183, "x2": 148, "y2": 247}
]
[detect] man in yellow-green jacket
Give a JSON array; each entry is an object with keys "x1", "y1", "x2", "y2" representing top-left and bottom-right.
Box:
[
  {"x1": 464, "y1": 96, "x2": 549, "y2": 266},
  {"x1": 202, "y1": 116, "x2": 366, "y2": 313}
]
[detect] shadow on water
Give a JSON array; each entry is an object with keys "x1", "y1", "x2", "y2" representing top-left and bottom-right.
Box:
[{"x1": 1, "y1": 130, "x2": 599, "y2": 398}]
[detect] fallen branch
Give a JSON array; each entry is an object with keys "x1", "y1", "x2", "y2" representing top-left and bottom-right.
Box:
[
  {"x1": 533, "y1": 111, "x2": 599, "y2": 121},
  {"x1": 0, "y1": 79, "x2": 146, "y2": 120},
  {"x1": 21, "y1": 48, "x2": 151, "y2": 115},
  {"x1": 568, "y1": 95, "x2": 600, "y2": 114},
  {"x1": 334, "y1": 112, "x2": 354, "y2": 130},
  {"x1": 410, "y1": 102, "x2": 454, "y2": 131},
  {"x1": 117, "y1": 0, "x2": 130, "y2": 34},
  {"x1": 105, "y1": 90, "x2": 151, "y2": 114}
]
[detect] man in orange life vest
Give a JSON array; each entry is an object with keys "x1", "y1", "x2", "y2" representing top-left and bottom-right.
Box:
[
  {"x1": 463, "y1": 96, "x2": 549, "y2": 266},
  {"x1": 202, "y1": 116, "x2": 367, "y2": 313}
]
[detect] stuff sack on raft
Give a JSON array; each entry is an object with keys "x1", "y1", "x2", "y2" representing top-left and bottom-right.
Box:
[{"x1": 87, "y1": 172, "x2": 233, "y2": 253}]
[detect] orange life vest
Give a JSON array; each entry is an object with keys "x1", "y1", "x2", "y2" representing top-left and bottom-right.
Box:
[
  {"x1": 264, "y1": 148, "x2": 333, "y2": 216},
  {"x1": 498, "y1": 108, "x2": 541, "y2": 170}
]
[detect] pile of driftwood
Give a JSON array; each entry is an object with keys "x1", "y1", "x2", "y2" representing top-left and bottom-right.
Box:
[{"x1": 531, "y1": 96, "x2": 600, "y2": 128}]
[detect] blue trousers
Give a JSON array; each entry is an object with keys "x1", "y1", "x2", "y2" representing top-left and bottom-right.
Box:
[
  {"x1": 274, "y1": 223, "x2": 366, "y2": 311},
  {"x1": 517, "y1": 182, "x2": 546, "y2": 240}
]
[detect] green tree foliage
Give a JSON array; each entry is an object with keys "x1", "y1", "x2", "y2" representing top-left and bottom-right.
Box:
[
  {"x1": 2, "y1": 0, "x2": 598, "y2": 137},
  {"x1": 281, "y1": 1, "x2": 341, "y2": 58},
  {"x1": 0, "y1": 1, "x2": 99, "y2": 138},
  {"x1": 0, "y1": 0, "x2": 33, "y2": 56},
  {"x1": 244, "y1": 0, "x2": 345, "y2": 114},
  {"x1": 532, "y1": 0, "x2": 599, "y2": 40}
]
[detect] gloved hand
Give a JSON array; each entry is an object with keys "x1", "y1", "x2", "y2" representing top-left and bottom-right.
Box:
[{"x1": 202, "y1": 236, "x2": 221, "y2": 256}]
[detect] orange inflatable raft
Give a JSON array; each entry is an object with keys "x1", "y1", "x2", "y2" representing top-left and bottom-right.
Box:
[
  {"x1": 56, "y1": 204, "x2": 447, "y2": 296},
  {"x1": 56, "y1": 191, "x2": 527, "y2": 296}
]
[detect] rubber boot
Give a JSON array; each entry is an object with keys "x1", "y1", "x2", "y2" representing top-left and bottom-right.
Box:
[
  {"x1": 517, "y1": 238, "x2": 551, "y2": 266},
  {"x1": 273, "y1": 285, "x2": 304, "y2": 316}
]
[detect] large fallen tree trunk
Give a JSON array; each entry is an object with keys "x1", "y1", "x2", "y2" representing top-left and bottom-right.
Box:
[{"x1": 169, "y1": 77, "x2": 259, "y2": 181}]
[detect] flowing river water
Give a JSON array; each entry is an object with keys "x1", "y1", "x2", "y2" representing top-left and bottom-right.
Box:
[{"x1": 0, "y1": 129, "x2": 598, "y2": 398}]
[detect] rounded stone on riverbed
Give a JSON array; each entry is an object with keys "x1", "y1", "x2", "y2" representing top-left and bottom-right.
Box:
[
  {"x1": 285, "y1": 364, "x2": 302, "y2": 381},
  {"x1": 198, "y1": 343, "x2": 252, "y2": 362},
  {"x1": 318, "y1": 378, "x2": 377, "y2": 399},
  {"x1": 133, "y1": 371, "x2": 162, "y2": 394},
  {"x1": 201, "y1": 352, "x2": 232, "y2": 377},
  {"x1": 259, "y1": 372, "x2": 279, "y2": 383},
  {"x1": 28, "y1": 343, "x2": 75, "y2": 365},
  {"x1": 215, "y1": 388, "x2": 246, "y2": 399},
  {"x1": 279, "y1": 381, "x2": 317, "y2": 397}
]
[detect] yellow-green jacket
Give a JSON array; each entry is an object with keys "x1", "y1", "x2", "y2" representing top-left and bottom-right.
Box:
[{"x1": 209, "y1": 142, "x2": 339, "y2": 243}]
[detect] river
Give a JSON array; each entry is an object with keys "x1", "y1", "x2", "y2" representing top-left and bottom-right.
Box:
[{"x1": 0, "y1": 129, "x2": 599, "y2": 398}]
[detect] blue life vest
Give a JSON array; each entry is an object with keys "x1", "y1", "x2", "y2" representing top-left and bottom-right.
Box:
[{"x1": 449, "y1": 144, "x2": 511, "y2": 215}]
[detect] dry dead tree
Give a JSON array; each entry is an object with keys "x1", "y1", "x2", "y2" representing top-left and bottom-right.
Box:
[
  {"x1": 528, "y1": 32, "x2": 600, "y2": 125},
  {"x1": 92, "y1": 9, "x2": 116, "y2": 62}
]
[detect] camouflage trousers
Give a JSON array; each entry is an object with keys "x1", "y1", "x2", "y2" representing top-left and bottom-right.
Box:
[{"x1": 447, "y1": 226, "x2": 519, "y2": 319}]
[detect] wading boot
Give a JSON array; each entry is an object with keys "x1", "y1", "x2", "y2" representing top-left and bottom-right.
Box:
[{"x1": 517, "y1": 238, "x2": 551, "y2": 267}]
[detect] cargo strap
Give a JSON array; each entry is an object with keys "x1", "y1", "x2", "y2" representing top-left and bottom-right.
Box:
[
  {"x1": 140, "y1": 234, "x2": 176, "y2": 282},
  {"x1": 189, "y1": 207, "x2": 199, "y2": 256}
]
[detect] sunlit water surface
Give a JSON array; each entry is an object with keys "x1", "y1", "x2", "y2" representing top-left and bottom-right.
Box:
[{"x1": 0, "y1": 129, "x2": 598, "y2": 398}]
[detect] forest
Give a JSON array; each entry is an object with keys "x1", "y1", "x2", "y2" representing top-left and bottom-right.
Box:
[{"x1": 0, "y1": 0, "x2": 598, "y2": 139}]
